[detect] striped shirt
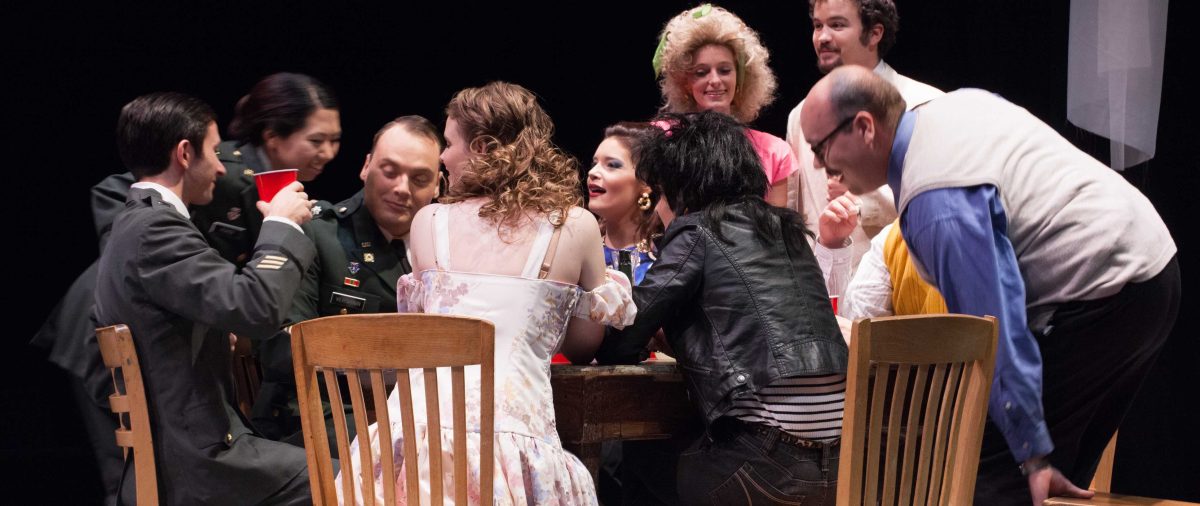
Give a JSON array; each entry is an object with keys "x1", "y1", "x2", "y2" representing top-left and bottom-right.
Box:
[{"x1": 727, "y1": 373, "x2": 846, "y2": 441}]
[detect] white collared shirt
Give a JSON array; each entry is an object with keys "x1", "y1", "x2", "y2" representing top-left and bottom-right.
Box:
[
  {"x1": 131, "y1": 181, "x2": 303, "y2": 233},
  {"x1": 131, "y1": 182, "x2": 189, "y2": 218}
]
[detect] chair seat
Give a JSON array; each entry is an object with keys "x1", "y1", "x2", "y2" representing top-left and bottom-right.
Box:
[{"x1": 1046, "y1": 492, "x2": 1200, "y2": 506}]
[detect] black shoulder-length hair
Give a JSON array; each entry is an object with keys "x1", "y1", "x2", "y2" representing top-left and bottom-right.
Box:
[{"x1": 635, "y1": 111, "x2": 812, "y2": 249}]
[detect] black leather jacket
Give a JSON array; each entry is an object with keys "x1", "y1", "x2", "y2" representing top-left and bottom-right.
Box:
[{"x1": 596, "y1": 203, "x2": 847, "y2": 424}]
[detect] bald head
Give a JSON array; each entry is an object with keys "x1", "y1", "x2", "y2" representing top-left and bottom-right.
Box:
[
  {"x1": 809, "y1": 66, "x2": 906, "y2": 130},
  {"x1": 800, "y1": 66, "x2": 904, "y2": 194}
]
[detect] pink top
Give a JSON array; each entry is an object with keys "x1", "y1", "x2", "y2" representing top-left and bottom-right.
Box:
[{"x1": 746, "y1": 128, "x2": 798, "y2": 185}]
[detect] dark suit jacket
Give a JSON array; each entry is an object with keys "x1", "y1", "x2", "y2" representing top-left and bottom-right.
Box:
[
  {"x1": 31, "y1": 172, "x2": 135, "y2": 402},
  {"x1": 93, "y1": 186, "x2": 315, "y2": 505}
]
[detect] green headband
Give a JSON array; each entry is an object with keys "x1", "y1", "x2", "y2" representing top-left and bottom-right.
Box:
[{"x1": 652, "y1": 3, "x2": 713, "y2": 78}]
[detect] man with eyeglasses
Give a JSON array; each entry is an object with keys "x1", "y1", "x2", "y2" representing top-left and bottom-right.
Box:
[
  {"x1": 801, "y1": 65, "x2": 1178, "y2": 506},
  {"x1": 785, "y1": 0, "x2": 942, "y2": 298}
]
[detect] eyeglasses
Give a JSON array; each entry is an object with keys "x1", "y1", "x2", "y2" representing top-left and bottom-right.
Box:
[{"x1": 810, "y1": 115, "x2": 856, "y2": 167}]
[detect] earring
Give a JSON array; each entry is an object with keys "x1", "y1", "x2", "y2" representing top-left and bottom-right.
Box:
[{"x1": 637, "y1": 192, "x2": 652, "y2": 211}]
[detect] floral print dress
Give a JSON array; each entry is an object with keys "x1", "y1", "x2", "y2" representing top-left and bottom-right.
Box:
[{"x1": 339, "y1": 204, "x2": 635, "y2": 505}]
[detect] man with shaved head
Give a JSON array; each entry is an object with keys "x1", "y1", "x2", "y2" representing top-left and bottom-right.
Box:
[{"x1": 800, "y1": 66, "x2": 1179, "y2": 506}]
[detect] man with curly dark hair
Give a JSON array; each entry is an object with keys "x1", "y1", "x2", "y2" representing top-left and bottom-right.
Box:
[{"x1": 786, "y1": 0, "x2": 942, "y2": 292}]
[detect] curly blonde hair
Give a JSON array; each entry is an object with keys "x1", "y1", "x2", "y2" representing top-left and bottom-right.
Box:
[
  {"x1": 657, "y1": 5, "x2": 778, "y2": 123},
  {"x1": 441, "y1": 81, "x2": 581, "y2": 230}
]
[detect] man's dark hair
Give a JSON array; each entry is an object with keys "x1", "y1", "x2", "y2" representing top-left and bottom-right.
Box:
[
  {"x1": 373, "y1": 115, "x2": 443, "y2": 152},
  {"x1": 228, "y1": 72, "x2": 338, "y2": 146},
  {"x1": 635, "y1": 111, "x2": 812, "y2": 249},
  {"x1": 117, "y1": 92, "x2": 216, "y2": 180},
  {"x1": 810, "y1": 0, "x2": 900, "y2": 59}
]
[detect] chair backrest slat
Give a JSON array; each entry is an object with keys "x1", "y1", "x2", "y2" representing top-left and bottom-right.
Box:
[
  {"x1": 423, "y1": 367, "x2": 445, "y2": 505},
  {"x1": 345, "y1": 371, "x2": 376, "y2": 506},
  {"x1": 291, "y1": 314, "x2": 496, "y2": 506},
  {"x1": 879, "y1": 364, "x2": 911, "y2": 505},
  {"x1": 838, "y1": 314, "x2": 998, "y2": 506},
  {"x1": 324, "y1": 368, "x2": 355, "y2": 504},
  {"x1": 395, "y1": 370, "x2": 421, "y2": 505},
  {"x1": 96, "y1": 324, "x2": 158, "y2": 505},
  {"x1": 864, "y1": 363, "x2": 890, "y2": 506},
  {"x1": 452, "y1": 365, "x2": 468, "y2": 503},
  {"x1": 913, "y1": 362, "x2": 947, "y2": 503},
  {"x1": 478, "y1": 322, "x2": 495, "y2": 506},
  {"x1": 370, "y1": 370, "x2": 398, "y2": 506},
  {"x1": 928, "y1": 362, "x2": 963, "y2": 503},
  {"x1": 897, "y1": 363, "x2": 930, "y2": 506}
]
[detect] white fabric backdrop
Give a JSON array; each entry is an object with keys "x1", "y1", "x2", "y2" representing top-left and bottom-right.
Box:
[{"x1": 1067, "y1": 0, "x2": 1168, "y2": 170}]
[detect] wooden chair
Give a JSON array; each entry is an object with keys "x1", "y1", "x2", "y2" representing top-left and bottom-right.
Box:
[
  {"x1": 837, "y1": 314, "x2": 998, "y2": 506},
  {"x1": 291, "y1": 313, "x2": 496, "y2": 506},
  {"x1": 230, "y1": 332, "x2": 261, "y2": 418},
  {"x1": 96, "y1": 324, "x2": 158, "y2": 505},
  {"x1": 1045, "y1": 432, "x2": 1200, "y2": 505},
  {"x1": 1090, "y1": 431, "x2": 1118, "y2": 493}
]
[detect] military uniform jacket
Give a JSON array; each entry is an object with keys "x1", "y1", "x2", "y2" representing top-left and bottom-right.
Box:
[
  {"x1": 191, "y1": 140, "x2": 269, "y2": 267},
  {"x1": 255, "y1": 190, "x2": 411, "y2": 401},
  {"x1": 93, "y1": 187, "x2": 315, "y2": 505},
  {"x1": 292, "y1": 189, "x2": 411, "y2": 321}
]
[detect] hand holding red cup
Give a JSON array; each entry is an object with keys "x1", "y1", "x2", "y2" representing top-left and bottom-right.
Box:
[{"x1": 254, "y1": 169, "x2": 299, "y2": 202}]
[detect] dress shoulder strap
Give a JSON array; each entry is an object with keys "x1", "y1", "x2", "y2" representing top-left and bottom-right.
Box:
[
  {"x1": 433, "y1": 204, "x2": 451, "y2": 270},
  {"x1": 519, "y1": 212, "x2": 565, "y2": 280}
]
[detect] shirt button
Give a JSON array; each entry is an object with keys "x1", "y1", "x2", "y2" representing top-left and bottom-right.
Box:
[
  {"x1": 340, "y1": 308, "x2": 348, "y2": 315},
  {"x1": 1022, "y1": 442, "x2": 1030, "y2": 449},
  {"x1": 736, "y1": 374, "x2": 747, "y2": 383},
  {"x1": 225, "y1": 433, "x2": 233, "y2": 445},
  {"x1": 1005, "y1": 402, "x2": 1012, "y2": 411}
]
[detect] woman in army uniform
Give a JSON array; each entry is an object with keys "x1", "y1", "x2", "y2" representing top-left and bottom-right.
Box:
[{"x1": 192, "y1": 72, "x2": 343, "y2": 265}]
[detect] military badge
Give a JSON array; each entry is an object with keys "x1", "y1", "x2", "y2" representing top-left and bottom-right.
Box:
[
  {"x1": 348, "y1": 261, "x2": 361, "y2": 274},
  {"x1": 364, "y1": 252, "x2": 375, "y2": 263},
  {"x1": 227, "y1": 207, "x2": 242, "y2": 221},
  {"x1": 344, "y1": 277, "x2": 361, "y2": 288}
]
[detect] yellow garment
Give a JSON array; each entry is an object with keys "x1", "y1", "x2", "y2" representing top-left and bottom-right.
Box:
[{"x1": 883, "y1": 221, "x2": 948, "y2": 315}]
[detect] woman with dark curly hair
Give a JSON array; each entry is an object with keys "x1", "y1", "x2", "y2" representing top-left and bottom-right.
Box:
[
  {"x1": 587, "y1": 122, "x2": 663, "y2": 285},
  {"x1": 343, "y1": 81, "x2": 635, "y2": 505},
  {"x1": 654, "y1": 4, "x2": 797, "y2": 207},
  {"x1": 598, "y1": 111, "x2": 845, "y2": 505}
]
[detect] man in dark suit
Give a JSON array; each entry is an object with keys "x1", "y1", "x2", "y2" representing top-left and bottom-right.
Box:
[
  {"x1": 93, "y1": 92, "x2": 317, "y2": 505},
  {"x1": 253, "y1": 115, "x2": 443, "y2": 442}
]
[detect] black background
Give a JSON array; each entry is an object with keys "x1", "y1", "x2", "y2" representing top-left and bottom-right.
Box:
[{"x1": 7, "y1": 1, "x2": 1197, "y2": 502}]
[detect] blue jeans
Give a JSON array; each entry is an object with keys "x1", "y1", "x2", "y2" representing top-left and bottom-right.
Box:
[{"x1": 676, "y1": 419, "x2": 839, "y2": 505}]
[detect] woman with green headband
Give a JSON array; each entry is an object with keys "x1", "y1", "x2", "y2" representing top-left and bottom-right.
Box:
[{"x1": 653, "y1": 4, "x2": 796, "y2": 208}]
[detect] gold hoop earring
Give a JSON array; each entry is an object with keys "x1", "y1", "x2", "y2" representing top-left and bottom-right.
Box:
[{"x1": 637, "y1": 192, "x2": 652, "y2": 211}]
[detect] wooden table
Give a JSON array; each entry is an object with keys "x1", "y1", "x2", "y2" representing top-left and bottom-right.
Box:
[{"x1": 550, "y1": 360, "x2": 702, "y2": 482}]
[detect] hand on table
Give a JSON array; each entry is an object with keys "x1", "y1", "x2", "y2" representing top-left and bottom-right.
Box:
[{"x1": 1026, "y1": 461, "x2": 1092, "y2": 506}]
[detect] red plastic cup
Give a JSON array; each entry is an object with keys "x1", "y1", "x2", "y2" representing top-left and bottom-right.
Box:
[
  {"x1": 254, "y1": 169, "x2": 298, "y2": 202},
  {"x1": 830, "y1": 295, "x2": 839, "y2": 314},
  {"x1": 551, "y1": 353, "x2": 569, "y2": 364}
]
